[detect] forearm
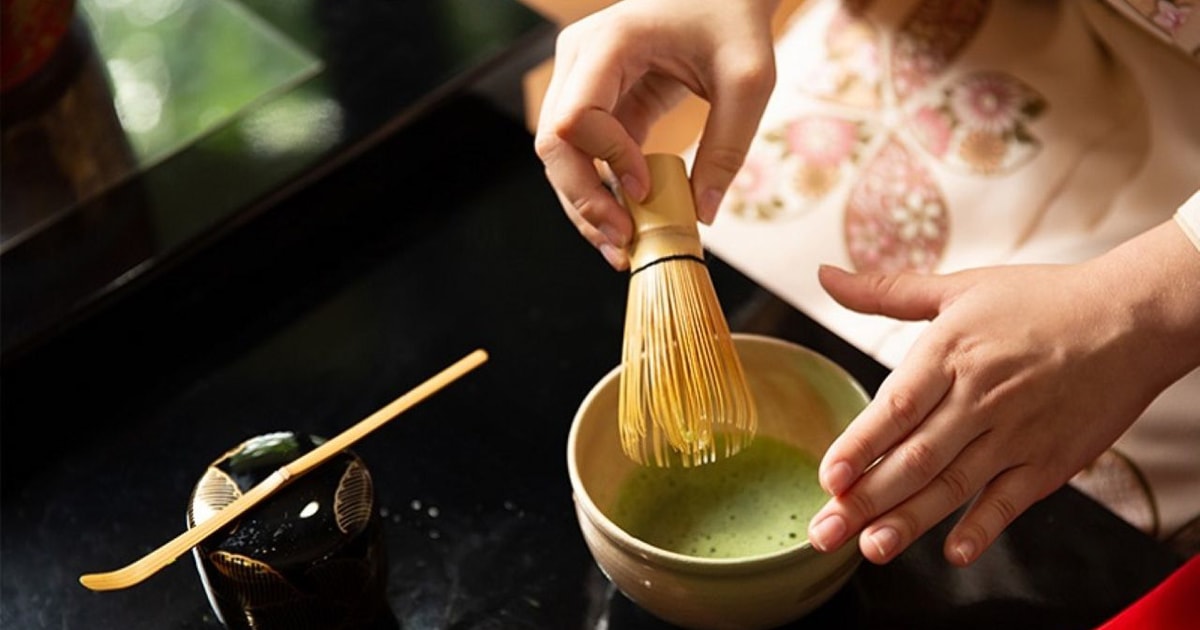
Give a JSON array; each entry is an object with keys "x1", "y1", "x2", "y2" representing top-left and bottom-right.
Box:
[{"x1": 1090, "y1": 191, "x2": 1200, "y2": 387}]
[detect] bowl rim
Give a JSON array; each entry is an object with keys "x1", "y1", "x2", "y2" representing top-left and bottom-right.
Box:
[{"x1": 567, "y1": 332, "x2": 870, "y2": 575}]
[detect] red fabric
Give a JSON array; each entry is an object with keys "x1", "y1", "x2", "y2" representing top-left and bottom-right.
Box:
[{"x1": 1097, "y1": 555, "x2": 1200, "y2": 629}]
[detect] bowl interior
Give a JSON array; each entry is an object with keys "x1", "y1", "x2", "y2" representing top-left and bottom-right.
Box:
[{"x1": 569, "y1": 333, "x2": 869, "y2": 560}]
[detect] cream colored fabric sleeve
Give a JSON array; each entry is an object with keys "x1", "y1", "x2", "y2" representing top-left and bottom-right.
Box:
[{"x1": 1175, "y1": 189, "x2": 1200, "y2": 252}]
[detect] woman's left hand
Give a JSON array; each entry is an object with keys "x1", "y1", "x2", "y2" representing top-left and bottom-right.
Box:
[{"x1": 806, "y1": 219, "x2": 1200, "y2": 566}]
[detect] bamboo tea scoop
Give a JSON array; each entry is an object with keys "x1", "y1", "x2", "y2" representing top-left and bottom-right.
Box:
[{"x1": 79, "y1": 348, "x2": 489, "y2": 592}]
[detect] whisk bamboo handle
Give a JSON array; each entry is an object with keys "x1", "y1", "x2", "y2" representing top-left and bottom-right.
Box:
[
  {"x1": 78, "y1": 348, "x2": 489, "y2": 592},
  {"x1": 624, "y1": 154, "x2": 704, "y2": 271}
]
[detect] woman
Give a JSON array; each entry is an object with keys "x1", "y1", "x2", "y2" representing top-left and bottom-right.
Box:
[{"x1": 534, "y1": 0, "x2": 1200, "y2": 566}]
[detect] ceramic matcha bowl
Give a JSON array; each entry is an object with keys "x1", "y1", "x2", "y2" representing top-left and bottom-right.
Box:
[{"x1": 568, "y1": 333, "x2": 868, "y2": 629}]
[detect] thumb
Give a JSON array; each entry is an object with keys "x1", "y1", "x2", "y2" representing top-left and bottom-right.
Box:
[
  {"x1": 818, "y1": 264, "x2": 948, "y2": 322},
  {"x1": 690, "y1": 55, "x2": 775, "y2": 224}
]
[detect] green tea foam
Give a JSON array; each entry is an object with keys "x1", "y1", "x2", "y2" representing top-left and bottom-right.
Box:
[{"x1": 608, "y1": 435, "x2": 828, "y2": 559}]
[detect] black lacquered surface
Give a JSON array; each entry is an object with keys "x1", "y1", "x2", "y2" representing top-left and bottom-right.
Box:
[
  {"x1": 0, "y1": 0, "x2": 550, "y2": 360},
  {"x1": 0, "y1": 90, "x2": 1186, "y2": 629}
]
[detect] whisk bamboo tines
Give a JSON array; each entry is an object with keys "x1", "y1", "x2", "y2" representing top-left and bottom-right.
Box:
[{"x1": 618, "y1": 153, "x2": 757, "y2": 468}]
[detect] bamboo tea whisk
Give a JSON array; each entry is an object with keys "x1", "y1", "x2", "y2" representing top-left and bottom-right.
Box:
[{"x1": 618, "y1": 153, "x2": 757, "y2": 467}]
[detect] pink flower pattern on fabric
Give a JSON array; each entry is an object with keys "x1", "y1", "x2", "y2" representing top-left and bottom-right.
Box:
[
  {"x1": 1152, "y1": 1, "x2": 1193, "y2": 32},
  {"x1": 727, "y1": 153, "x2": 785, "y2": 220},
  {"x1": 786, "y1": 116, "x2": 860, "y2": 166},
  {"x1": 725, "y1": 0, "x2": 1047, "y2": 273},
  {"x1": 909, "y1": 71, "x2": 1045, "y2": 174},
  {"x1": 1122, "y1": 0, "x2": 1195, "y2": 36},
  {"x1": 846, "y1": 140, "x2": 948, "y2": 272}
]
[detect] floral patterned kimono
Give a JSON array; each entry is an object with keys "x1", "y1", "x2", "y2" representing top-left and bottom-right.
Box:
[{"x1": 693, "y1": 0, "x2": 1200, "y2": 554}]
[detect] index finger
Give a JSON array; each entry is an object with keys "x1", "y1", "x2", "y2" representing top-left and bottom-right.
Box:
[
  {"x1": 550, "y1": 46, "x2": 650, "y2": 199},
  {"x1": 534, "y1": 43, "x2": 637, "y2": 249},
  {"x1": 820, "y1": 344, "x2": 954, "y2": 496}
]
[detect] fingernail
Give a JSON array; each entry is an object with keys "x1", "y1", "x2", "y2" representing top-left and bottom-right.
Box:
[
  {"x1": 823, "y1": 461, "x2": 854, "y2": 496},
  {"x1": 809, "y1": 513, "x2": 846, "y2": 552},
  {"x1": 953, "y1": 539, "x2": 976, "y2": 566},
  {"x1": 599, "y1": 224, "x2": 626, "y2": 248},
  {"x1": 697, "y1": 189, "x2": 722, "y2": 224},
  {"x1": 867, "y1": 526, "x2": 899, "y2": 560},
  {"x1": 620, "y1": 174, "x2": 646, "y2": 202},
  {"x1": 599, "y1": 243, "x2": 626, "y2": 270}
]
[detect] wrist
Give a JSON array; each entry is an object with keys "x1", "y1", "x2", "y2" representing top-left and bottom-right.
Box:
[{"x1": 1093, "y1": 216, "x2": 1200, "y2": 381}]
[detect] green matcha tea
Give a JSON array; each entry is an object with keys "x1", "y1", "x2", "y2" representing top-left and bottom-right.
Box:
[{"x1": 608, "y1": 436, "x2": 828, "y2": 559}]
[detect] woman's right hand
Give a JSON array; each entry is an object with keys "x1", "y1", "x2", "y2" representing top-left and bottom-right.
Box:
[{"x1": 534, "y1": 0, "x2": 780, "y2": 270}]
